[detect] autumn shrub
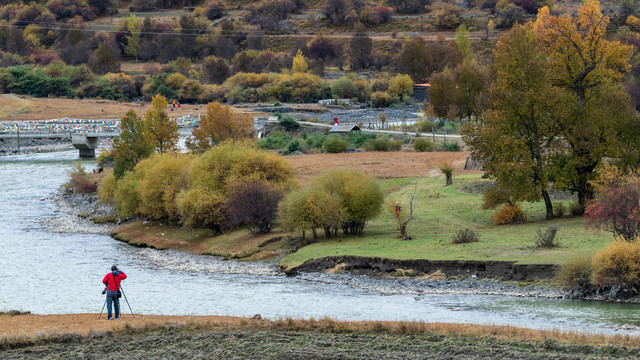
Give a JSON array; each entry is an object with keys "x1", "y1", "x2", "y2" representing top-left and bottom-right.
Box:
[
  {"x1": 98, "y1": 172, "x2": 116, "y2": 204},
  {"x1": 591, "y1": 240, "x2": 640, "y2": 287},
  {"x1": 189, "y1": 141, "x2": 297, "y2": 196},
  {"x1": 452, "y1": 229, "x2": 479, "y2": 244},
  {"x1": 534, "y1": 225, "x2": 559, "y2": 248},
  {"x1": 103, "y1": 72, "x2": 136, "y2": 99},
  {"x1": 323, "y1": 135, "x2": 349, "y2": 153},
  {"x1": 331, "y1": 77, "x2": 359, "y2": 99},
  {"x1": 312, "y1": 169, "x2": 384, "y2": 235},
  {"x1": 436, "y1": 4, "x2": 461, "y2": 29},
  {"x1": 198, "y1": 84, "x2": 226, "y2": 103},
  {"x1": 585, "y1": 166, "x2": 640, "y2": 242},
  {"x1": 64, "y1": 161, "x2": 98, "y2": 194},
  {"x1": 225, "y1": 179, "x2": 284, "y2": 234},
  {"x1": 205, "y1": 0, "x2": 226, "y2": 20},
  {"x1": 388, "y1": 74, "x2": 413, "y2": 98},
  {"x1": 178, "y1": 79, "x2": 203, "y2": 103},
  {"x1": 554, "y1": 202, "x2": 566, "y2": 217},
  {"x1": 166, "y1": 72, "x2": 188, "y2": 89},
  {"x1": 569, "y1": 201, "x2": 585, "y2": 216},
  {"x1": 555, "y1": 256, "x2": 593, "y2": 287},
  {"x1": 439, "y1": 161, "x2": 453, "y2": 186},
  {"x1": 413, "y1": 138, "x2": 433, "y2": 152},
  {"x1": 389, "y1": 139, "x2": 403, "y2": 151},
  {"x1": 175, "y1": 187, "x2": 225, "y2": 233},
  {"x1": 137, "y1": 153, "x2": 193, "y2": 221},
  {"x1": 492, "y1": 204, "x2": 526, "y2": 225},
  {"x1": 372, "y1": 91, "x2": 390, "y2": 107},
  {"x1": 279, "y1": 187, "x2": 344, "y2": 239},
  {"x1": 112, "y1": 168, "x2": 145, "y2": 218}
]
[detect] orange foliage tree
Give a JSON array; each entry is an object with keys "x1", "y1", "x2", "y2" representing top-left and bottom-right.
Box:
[
  {"x1": 585, "y1": 165, "x2": 640, "y2": 242},
  {"x1": 186, "y1": 101, "x2": 254, "y2": 153}
]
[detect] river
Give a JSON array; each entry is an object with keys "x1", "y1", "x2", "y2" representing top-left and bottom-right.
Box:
[{"x1": 1, "y1": 149, "x2": 640, "y2": 335}]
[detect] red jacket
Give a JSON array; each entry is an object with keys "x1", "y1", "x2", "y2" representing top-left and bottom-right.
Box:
[{"x1": 103, "y1": 271, "x2": 127, "y2": 291}]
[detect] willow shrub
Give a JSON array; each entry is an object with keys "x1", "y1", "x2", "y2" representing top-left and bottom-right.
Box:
[
  {"x1": 138, "y1": 153, "x2": 193, "y2": 221},
  {"x1": 175, "y1": 187, "x2": 226, "y2": 233},
  {"x1": 555, "y1": 256, "x2": 593, "y2": 288},
  {"x1": 591, "y1": 240, "x2": 640, "y2": 288},
  {"x1": 189, "y1": 141, "x2": 297, "y2": 195},
  {"x1": 313, "y1": 169, "x2": 384, "y2": 235}
]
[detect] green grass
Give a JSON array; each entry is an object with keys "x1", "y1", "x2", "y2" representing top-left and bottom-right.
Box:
[{"x1": 280, "y1": 174, "x2": 612, "y2": 269}]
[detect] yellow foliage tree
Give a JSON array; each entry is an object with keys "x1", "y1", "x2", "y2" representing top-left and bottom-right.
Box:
[
  {"x1": 388, "y1": 74, "x2": 413, "y2": 98},
  {"x1": 533, "y1": 1, "x2": 637, "y2": 208},
  {"x1": 144, "y1": 94, "x2": 179, "y2": 154},
  {"x1": 138, "y1": 153, "x2": 193, "y2": 221},
  {"x1": 292, "y1": 49, "x2": 308, "y2": 73},
  {"x1": 185, "y1": 101, "x2": 254, "y2": 153}
]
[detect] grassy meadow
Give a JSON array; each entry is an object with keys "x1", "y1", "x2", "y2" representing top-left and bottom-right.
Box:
[
  {"x1": 110, "y1": 172, "x2": 613, "y2": 270},
  {"x1": 279, "y1": 174, "x2": 612, "y2": 269}
]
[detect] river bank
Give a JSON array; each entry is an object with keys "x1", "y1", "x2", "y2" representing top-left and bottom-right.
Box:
[
  {"x1": 45, "y1": 190, "x2": 571, "y2": 302},
  {"x1": 0, "y1": 137, "x2": 73, "y2": 155},
  {"x1": 1, "y1": 313, "x2": 639, "y2": 359}
]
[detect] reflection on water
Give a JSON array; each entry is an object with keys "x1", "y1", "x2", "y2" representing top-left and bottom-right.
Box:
[{"x1": 1, "y1": 150, "x2": 640, "y2": 335}]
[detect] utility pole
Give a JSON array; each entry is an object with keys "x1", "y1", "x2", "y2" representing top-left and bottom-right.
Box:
[{"x1": 16, "y1": 128, "x2": 19, "y2": 153}]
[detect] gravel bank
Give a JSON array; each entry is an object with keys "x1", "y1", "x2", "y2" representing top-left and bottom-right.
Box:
[
  {"x1": 2, "y1": 328, "x2": 637, "y2": 359},
  {"x1": 0, "y1": 137, "x2": 73, "y2": 155},
  {"x1": 41, "y1": 190, "x2": 117, "y2": 235}
]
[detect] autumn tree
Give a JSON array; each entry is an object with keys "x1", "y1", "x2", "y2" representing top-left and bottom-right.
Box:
[
  {"x1": 386, "y1": 0, "x2": 431, "y2": 13},
  {"x1": 185, "y1": 101, "x2": 254, "y2": 153},
  {"x1": 536, "y1": 2, "x2": 640, "y2": 208},
  {"x1": 144, "y1": 94, "x2": 179, "y2": 154},
  {"x1": 113, "y1": 110, "x2": 154, "y2": 179},
  {"x1": 226, "y1": 179, "x2": 284, "y2": 234},
  {"x1": 292, "y1": 49, "x2": 308, "y2": 73},
  {"x1": 348, "y1": 24, "x2": 372, "y2": 70},
  {"x1": 463, "y1": 23, "x2": 560, "y2": 219},
  {"x1": 124, "y1": 15, "x2": 141, "y2": 61},
  {"x1": 88, "y1": 42, "x2": 120, "y2": 75},
  {"x1": 585, "y1": 165, "x2": 640, "y2": 242}
]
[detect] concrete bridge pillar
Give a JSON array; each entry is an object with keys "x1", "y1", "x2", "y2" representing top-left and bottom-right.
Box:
[{"x1": 71, "y1": 134, "x2": 100, "y2": 158}]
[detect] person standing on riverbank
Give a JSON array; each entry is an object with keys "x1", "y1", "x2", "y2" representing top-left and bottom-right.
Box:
[{"x1": 102, "y1": 266, "x2": 127, "y2": 320}]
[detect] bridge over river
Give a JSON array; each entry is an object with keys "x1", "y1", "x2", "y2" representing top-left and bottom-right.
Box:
[{"x1": 0, "y1": 115, "x2": 200, "y2": 157}]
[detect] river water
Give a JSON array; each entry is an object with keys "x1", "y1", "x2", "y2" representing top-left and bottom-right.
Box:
[{"x1": 2, "y1": 149, "x2": 640, "y2": 335}]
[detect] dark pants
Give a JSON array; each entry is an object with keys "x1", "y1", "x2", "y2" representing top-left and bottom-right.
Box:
[{"x1": 106, "y1": 290, "x2": 120, "y2": 319}]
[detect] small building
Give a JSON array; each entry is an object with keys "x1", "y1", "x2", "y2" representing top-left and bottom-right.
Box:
[
  {"x1": 413, "y1": 83, "x2": 431, "y2": 103},
  {"x1": 329, "y1": 125, "x2": 360, "y2": 133}
]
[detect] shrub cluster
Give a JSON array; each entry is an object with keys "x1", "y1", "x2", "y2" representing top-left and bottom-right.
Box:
[
  {"x1": 103, "y1": 142, "x2": 297, "y2": 234},
  {"x1": 534, "y1": 226, "x2": 559, "y2": 248},
  {"x1": 279, "y1": 169, "x2": 384, "y2": 239},
  {"x1": 65, "y1": 161, "x2": 98, "y2": 194},
  {"x1": 452, "y1": 228, "x2": 479, "y2": 244},
  {"x1": 492, "y1": 204, "x2": 526, "y2": 225}
]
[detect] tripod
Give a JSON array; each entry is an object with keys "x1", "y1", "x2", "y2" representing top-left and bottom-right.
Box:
[{"x1": 98, "y1": 286, "x2": 135, "y2": 319}]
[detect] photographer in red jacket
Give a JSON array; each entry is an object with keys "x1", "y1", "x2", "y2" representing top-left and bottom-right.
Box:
[{"x1": 102, "y1": 265, "x2": 127, "y2": 320}]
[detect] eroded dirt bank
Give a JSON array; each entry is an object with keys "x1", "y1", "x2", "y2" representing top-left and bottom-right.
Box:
[
  {"x1": 1, "y1": 314, "x2": 639, "y2": 359},
  {"x1": 285, "y1": 255, "x2": 558, "y2": 280}
]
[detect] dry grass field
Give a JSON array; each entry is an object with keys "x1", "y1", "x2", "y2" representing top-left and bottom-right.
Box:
[
  {"x1": 2, "y1": 313, "x2": 639, "y2": 350},
  {"x1": 284, "y1": 151, "x2": 478, "y2": 185},
  {"x1": 0, "y1": 94, "x2": 208, "y2": 121}
]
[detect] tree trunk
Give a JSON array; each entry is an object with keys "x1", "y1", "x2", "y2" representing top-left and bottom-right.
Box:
[
  {"x1": 445, "y1": 174, "x2": 453, "y2": 186},
  {"x1": 541, "y1": 190, "x2": 554, "y2": 220}
]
